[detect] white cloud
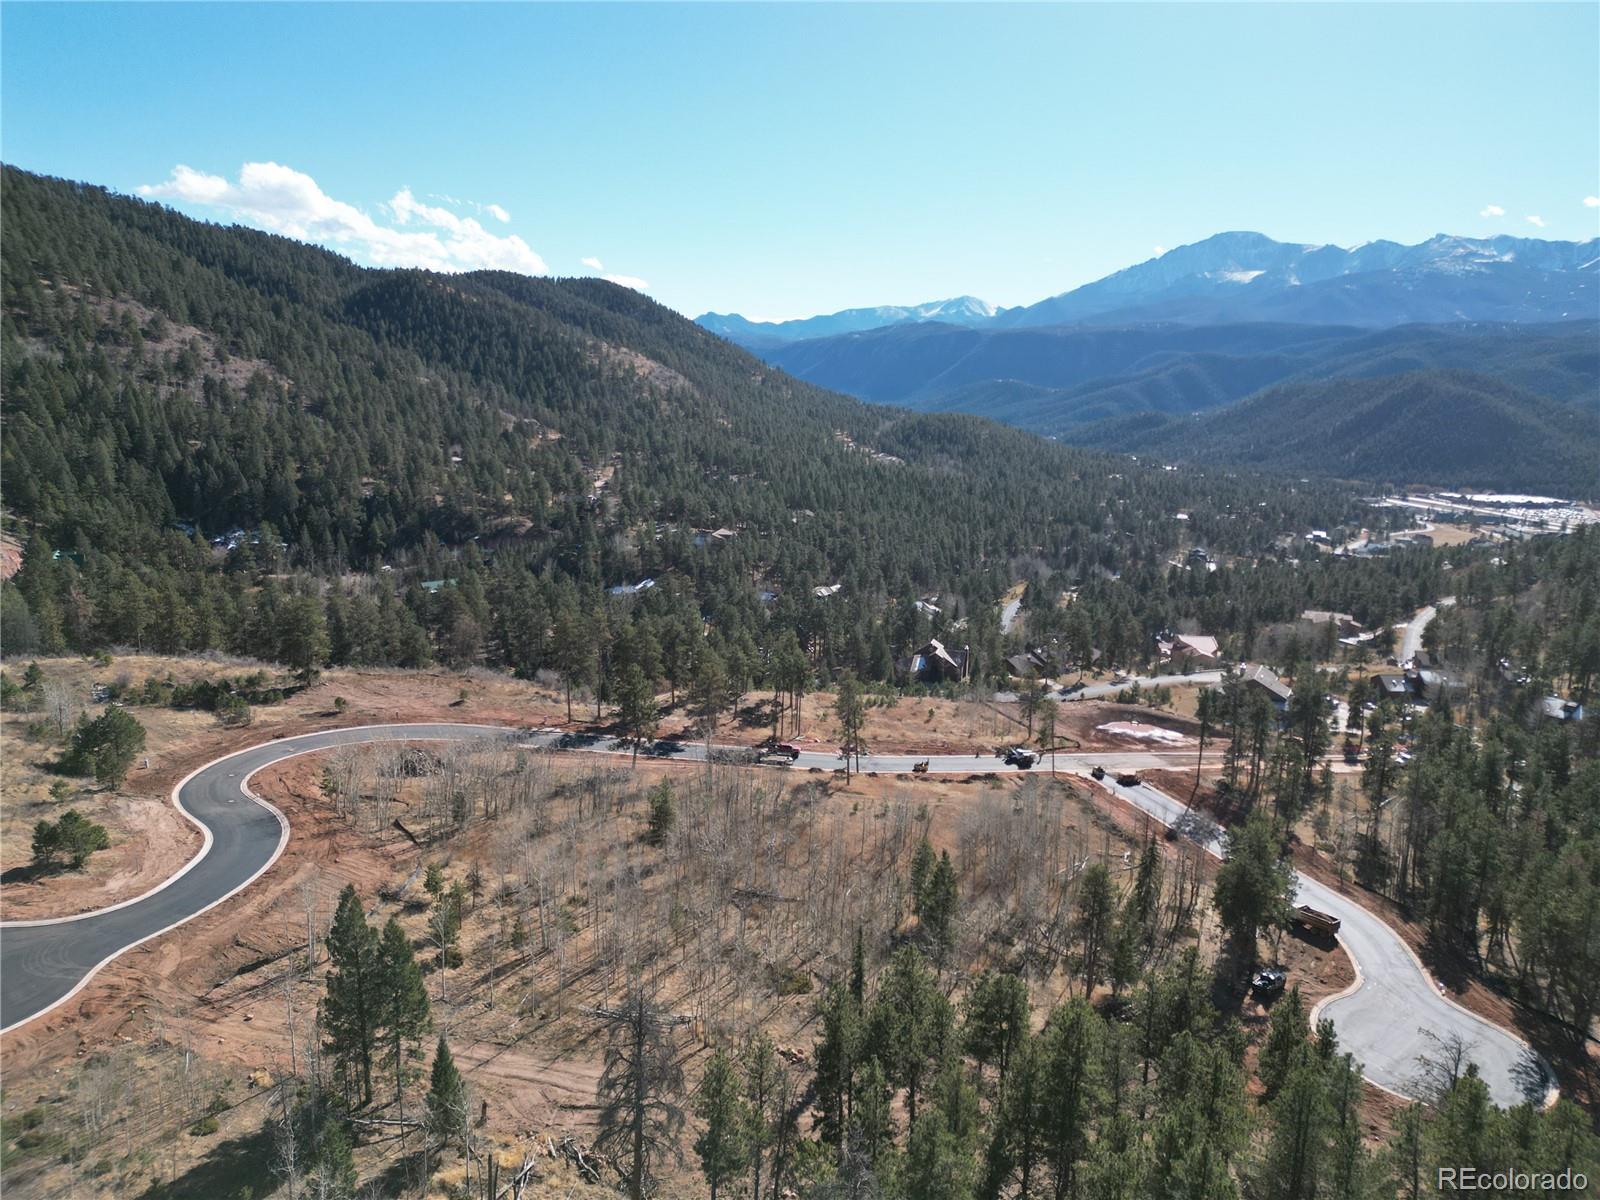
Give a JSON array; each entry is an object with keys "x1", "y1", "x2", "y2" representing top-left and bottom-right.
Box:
[
  {"x1": 1479, "y1": 204, "x2": 1505, "y2": 218},
  {"x1": 1585, "y1": 196, "x2": 1600, "y2": 208},
  {"x1": 602, "y1": 274, "x2": 650, "y2": 291},
  {"x1": 139, "y1": 162, "x2": 546, "y2": 275},
  {"x1": 1152, "y1": 245, "x2": 1167, "y2": 256},
  {"x1": 486, "y1": 203, "x2": 511, "y2": 223},
  {"x1": 581, "y1": 256, "x2": 605, "y2": 270},
  {"x1": 1525, "y1": 214, "x2": 1547, "y2": 228}
]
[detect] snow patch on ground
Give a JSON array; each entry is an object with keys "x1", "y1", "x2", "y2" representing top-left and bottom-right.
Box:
[{"x1": 1096, "y1": 722, "x2": 1187, "y2": 745}]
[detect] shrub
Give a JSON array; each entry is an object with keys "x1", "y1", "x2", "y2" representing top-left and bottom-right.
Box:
[
  {"x1": 187, "y1": 1115, "x2": 219, "y2": 1137},
  {"x1": 32, "y1": 809, "x2": 111, "y2": 870},
  {"x1": 214, "y1": 693, "x2": 252, "y2": 728},
  {"x1": 60, "y1": 707, "x2": 146, "y2": 785}
]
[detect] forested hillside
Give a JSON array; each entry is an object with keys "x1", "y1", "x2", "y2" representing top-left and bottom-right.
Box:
[
  {"x1": 1072, "y1": 370, "x2": 1600, "y2": 496},
  {"x1": 3, "y1": 167, "x2": 1398, "y2": 683},
  {"x1": 756, "y1": 318, "x2": 1599, "y2": 492}
]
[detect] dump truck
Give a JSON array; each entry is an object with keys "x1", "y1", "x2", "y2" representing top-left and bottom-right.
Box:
[{"x1": 1292, "y1": 905, "x2": 1341, "y2": 936}]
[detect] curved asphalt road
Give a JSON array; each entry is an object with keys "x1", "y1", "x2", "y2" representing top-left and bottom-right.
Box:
[
  {"x1": 1061, "y1": 768, "x2": 1550, "y2": 1107},
  {"x1": 0, "y1": 723, "x2": 509, "y2": 1033},
  {"x1": 0, "y1": 723, "x2": 1552, "y2": 1107}
]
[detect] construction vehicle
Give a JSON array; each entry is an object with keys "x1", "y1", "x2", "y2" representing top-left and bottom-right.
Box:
[
  {"x1": 1292, "y1": 905, "x2": 1341, "y2": 937},
  {"x1": 1003, "y1": 746, "x2": 1038, "y2": 769}
]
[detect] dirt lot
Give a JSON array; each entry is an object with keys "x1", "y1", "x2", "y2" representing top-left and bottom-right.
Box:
[
  {"x1": 0, "y1": 657, "x2": 574, "y2": 918},
  {"x1": 1, "y1": 654, "x2": 1204, "y2": 923},
  {"x1": 1, "y1": 729, "x2": 1184, "y2": 1198}
]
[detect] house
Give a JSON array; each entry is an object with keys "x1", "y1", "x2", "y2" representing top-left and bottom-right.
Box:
[
  {"x1": 1301, "y1": 610, "x2": 1365, "y2": 638},
  {"x1": 1005, "y1": 645, "x2": 1060, "y2": 679},
  {"x1": 1541, "y1": 695, "x2": 1586, "y2": 722},
  {"x1": 914, "y1": 599, "x2": 942, "y2": 617},
  {"x1": 420, "y1": 578, "x2": 457, "y2": 594},
  {"x1": 1168, "y1": 634, "x2": 1221, "y2": 667},
  {"x1": 1374, "y1": 673, "x2": 1412, "y2": 701},
  {"x1": 813, "y1": 583, "x2": 843, "y2": 599},
  {"x1": 1407, "y1": 667, "x2": 1462, "y2": 705},
  {"x1": 1187, "y1": 547, "x2": 1212, "y2": 567},
  {"x1": 1240, "y1": 663, "x2": 1293, "y2": 711},
  {"x1": 900, "y1": 638, "x2": 968, "y2": 684}
]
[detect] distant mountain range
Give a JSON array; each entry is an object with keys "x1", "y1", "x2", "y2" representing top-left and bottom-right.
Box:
[
  {"x1": 697, "y1": 295, "x2": 995, "y2": 347},
  {"x1": 693, "y1": 231, "x2": 1600, "y2": 494},
  {"x1": 698, "y1": 231, "x2": 1598, "y2": 345}
]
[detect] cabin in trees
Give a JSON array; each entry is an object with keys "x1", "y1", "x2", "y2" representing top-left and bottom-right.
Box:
[
  {"x1": 1164, "y1": 633, "x2": 1221, "y2": 668},
  {"x1": 1240, "y1": 663, "x2": 1293, "y2": 713},
  {"x1": 1301, "y1": 610, "x2": 1364, "y2": 638},
  {"x1": 1542, "y1": 695, "x2": 1586, "y2": 722},
  {"x1": 900, "y1": 638, "x2": 969, "y2": 684},
  {"x1": 1374, "y1": 672, "x2": 1412, "y2": 702},
  {"x1": 1005, "y1": 645, "x2": 1061, "y2": 679}
]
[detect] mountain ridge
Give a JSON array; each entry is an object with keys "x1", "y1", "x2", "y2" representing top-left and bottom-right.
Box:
[{"x1": 697, "y1": 230, "x2": 1599, "y2": 347}]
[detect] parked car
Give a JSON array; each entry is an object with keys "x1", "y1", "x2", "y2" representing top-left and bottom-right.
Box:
[{"x1": 1251, "y1": 967, "x2": 1287, "y2": 997}]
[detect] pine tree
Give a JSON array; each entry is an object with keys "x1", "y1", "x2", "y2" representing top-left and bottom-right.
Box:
[
  {"x1": 1074, "y1": 863, "x2": 1117, "y2": 996},
  {"x1": 646, "y1": 779, "x2": 676, "y2": 846},
  {"x1": 693, "y1": 1049, "x2": 749, "y2": 1200},
  {"x1": 922, "y1": 851, "x2": 959, "y2": 969},
  {"x1": 813, "y1": 981, "x2": 862, "y2": 1147},
  {"x1": 322, "y1": 885, "x2": 382, "y2": 1105},
  {"x1": 963, "y1": 971, "x2": 1029, "y2": 1087},
  {"x1": 426, "y1": 1036, "x2": 468, "y2": 1173},
  {"x1": 909, "y1": 837, "x2": 936, "y2": 917},
  {"x1": 616, "y1": 663, "x2": 659, "y2": 766},
  {"x1": 377, "y1": 916, "x2": 431, "y2": 1113},
  {"x1": 1258, "y1": 985, "x2": 1310, "y2": 1099}
]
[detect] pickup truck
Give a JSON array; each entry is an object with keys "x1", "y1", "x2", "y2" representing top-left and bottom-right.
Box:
[
  {"x1": 1292, "y1": 905, "x2": 1342, "y2": 937},
  {"x1": 761, "y1": 741, "x2": 803, "y2": 761},
  {"x1": 1251, "y1": 966, "x2": 1287, "y2": 997}
]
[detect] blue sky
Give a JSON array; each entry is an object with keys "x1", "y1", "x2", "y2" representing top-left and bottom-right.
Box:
[{"x1": 3, "y1": 3, "x2": 1597, "y2": 320}]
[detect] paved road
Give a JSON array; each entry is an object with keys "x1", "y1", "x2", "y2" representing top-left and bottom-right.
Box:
[
  {"x1": 0, "y1": 723, "x2": 509, "y2": 1032},
  {"x1": 1063, "y1": 767, "x2": 1549, "y2": 1107},
  {"x1": 999, "y1": 595, "x2": 1023, "y2": 634},
  {"x1": 0, "y1": 722, "x2": 1551, "y2": 1107},
  {"x1": 1396, "y1": 597, "x2": 1455, "y2": 665}
]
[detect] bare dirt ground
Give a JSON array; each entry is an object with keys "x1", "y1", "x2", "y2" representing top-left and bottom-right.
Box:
[
  {"x1": 0, "y1": 657, "x2": 571, "y2": 918},
  {"x1": 0, "y1": 656, "x2": 1425, "y2": 1196},
  {"x1": 0, "y1": 530, "x2": 22, "y2": 582},
  {"x1": 0, "y1": 648, "x2": 1209, "y2": 923},
  {"x1": 0, "y1": 731, "x2": 1175, "y2": 1198}
]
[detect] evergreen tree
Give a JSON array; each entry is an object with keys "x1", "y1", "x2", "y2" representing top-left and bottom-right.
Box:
[
  {"x1": 377, "y1": 916, "x2": 431, "y2": 1113},
  {"x1": 693, "y1": 1048, "x2": 750, "y2": 1200},
  {"x1": 322, "y1": 885, "x2": 382, "y2": 1105},
  {"x1": 426, "y1": 1036, "x2": 468, "y2": 1171}
]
